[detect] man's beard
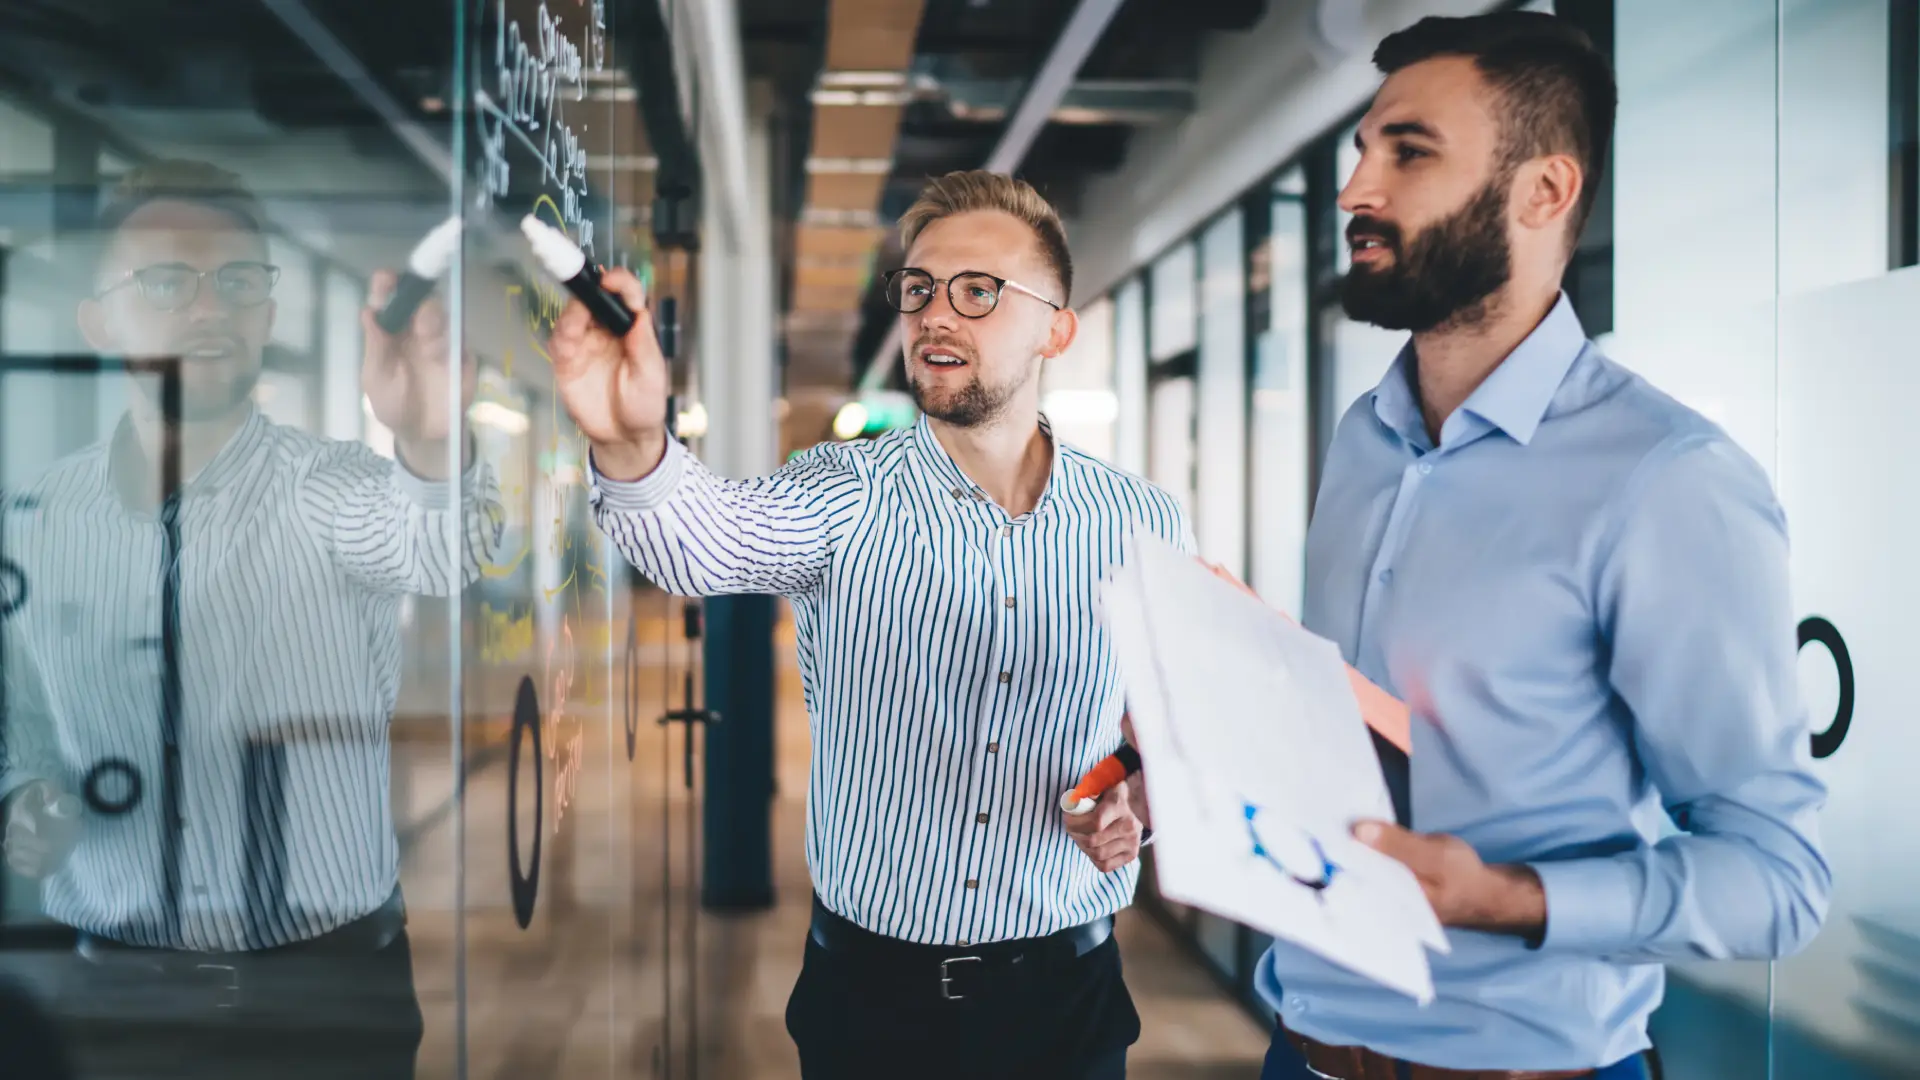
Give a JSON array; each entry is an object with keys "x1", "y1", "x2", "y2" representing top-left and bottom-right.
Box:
[
  {"x1": 908, "y1": 368, "x2": 1019, "y2": 428},
  {"x1": 1342, "y1": 173, "x2": 1513, "y2": 333},
  {"x1": 905, "y1": 334, "x2": 1027, "y2": 428},
  {"x1": 125, "y1": 345, "x2": 262, "y2": 423}
]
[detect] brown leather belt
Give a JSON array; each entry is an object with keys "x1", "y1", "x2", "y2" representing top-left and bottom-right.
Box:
[{"x1": 1282, "y1": 1024, "x2": 1596, "y2": 1080}]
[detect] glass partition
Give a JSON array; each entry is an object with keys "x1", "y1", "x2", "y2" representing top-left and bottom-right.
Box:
[
  {"x1": 1612, "y1": 1, "x2": 1917, "y2": 1076},
  {"x1": 0, "y1": 3, "x2": 700, "y2": 1077}
]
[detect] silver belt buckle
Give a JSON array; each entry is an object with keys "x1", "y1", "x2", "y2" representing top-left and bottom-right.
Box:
[
  {"x1": 195, "y1": 963, "x2": 242, "y2": 1010},
  {"x1": 938, "y1": 955, "x2": 982, "y2": 1001}
]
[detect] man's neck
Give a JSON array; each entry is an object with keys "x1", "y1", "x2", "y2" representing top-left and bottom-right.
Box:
[
  {"x1": 128, "y1": 401, "x2": 252, "y2": 492},
  {"x1": 927, "y1": 408, "x2": 1052, "y2": 518},
  {"x1": 1409, "y1": 283, "x2": 1559, "y2": 445}
]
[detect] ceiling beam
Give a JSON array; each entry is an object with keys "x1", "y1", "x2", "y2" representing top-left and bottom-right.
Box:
[{"x1": 857, "y1": 0, "x2": 1129, "y2": 392}]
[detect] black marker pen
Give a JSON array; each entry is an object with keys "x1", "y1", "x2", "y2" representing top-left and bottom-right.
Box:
[
  {"x1": 519, "y1": 215, "x2": 637, "y2": 338},
  {"x1": 374, "y1": 216, "x2": 463, "y2": 335}
]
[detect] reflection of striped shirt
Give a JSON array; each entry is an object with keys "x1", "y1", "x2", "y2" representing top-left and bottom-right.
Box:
[
  {"x1": 1, "y1": 407, "x2": 500, "y2": 951},
  {"x1": 591, "y1": 414, "x2": 1192, "y2": 946}
]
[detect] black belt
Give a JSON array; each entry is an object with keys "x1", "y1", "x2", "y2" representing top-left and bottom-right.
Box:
[
  {"x1": 807, "y1": 895, "x2": 1113, "y2": 1002},
  {"x1": 77, "y1": 889, "x2": 407, "y2": 964}
]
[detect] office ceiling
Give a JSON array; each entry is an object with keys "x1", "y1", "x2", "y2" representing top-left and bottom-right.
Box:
[{"x1": 740, "y1": 0, "x2": 1268, "y2": 397}]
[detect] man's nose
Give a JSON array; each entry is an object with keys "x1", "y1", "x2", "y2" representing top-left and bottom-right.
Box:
[
  {"x1": 184, "y1": 275, "x2": 228, "y2": 320},
  {"x1": 915, "y1": 286, "x2": 963, "y2": 329},
  {"x1": 1338, "y1": 151, "x2": 1386, "y2": 216}
]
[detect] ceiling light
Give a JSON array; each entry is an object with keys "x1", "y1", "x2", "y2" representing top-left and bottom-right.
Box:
[
  {"x1": 805, "y1": 157, "x2": 894, "y2": 175},
  {"x1": 677, "y1": 401, "x2": 709, "y2": 438},
  {"x1": 819, "y1": 71, "x2": 910, "y2": 90},
  {"x1": 471, "y1": 400, "x2": 531, "y2": 435},
  {"x1": 833, "y1": 402, "x2": 869, "y2": 440}
]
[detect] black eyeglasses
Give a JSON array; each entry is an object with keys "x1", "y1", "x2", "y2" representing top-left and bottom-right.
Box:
[
  {"x1": 97, "y1": 261, "x2": 280, "y2": 312},
  {"x1": 883, "y1": 268, "x2": 1061, "y2": 319}
]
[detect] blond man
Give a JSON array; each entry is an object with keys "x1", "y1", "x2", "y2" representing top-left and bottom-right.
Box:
[{"x1": 549, "y1": 171, "x2": 1192, "y2": 1078}]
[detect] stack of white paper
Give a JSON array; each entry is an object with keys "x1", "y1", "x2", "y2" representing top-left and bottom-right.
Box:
[{"x1": 1103, "y1": 531, "x2": 1448, "y2": 1003}]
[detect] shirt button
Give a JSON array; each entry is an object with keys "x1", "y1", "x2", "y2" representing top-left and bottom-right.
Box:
[
  {"x1": 976, "y1": 813, "x2": 990, "y2": 824},
  {"x1": 1419, "y1": 462, "x2": 1433, "y2": 475},
  {"x1": 1001, "y1": 525, "x2": 1012, "y2": 538},
  {"x1": 999, "y1": 671, "x2": 1011, "y2": 684},
  {"x1": 1378, "y1": 569, "x2": 1393, "y2": 585},
  {"x1": 1004, "y1": 596, "x2": 1016, "y2": 608},
  {"x1": 952, "y1": 487, "x2": 967, "y2": 499},
  {"x1": 965, "y1": 879, "x2": 979, "y2": 890},
  {"x1": 987, "y1": 742, "x2": 1000, "y2": 753}
]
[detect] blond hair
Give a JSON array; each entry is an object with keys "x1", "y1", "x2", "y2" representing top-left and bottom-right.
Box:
[
  {"x1": 898, "y1": 170, "x2": 1072, "y2": 303},
  {"x1": 95, "y1": 160, "x2": 267, "y2": 265}
]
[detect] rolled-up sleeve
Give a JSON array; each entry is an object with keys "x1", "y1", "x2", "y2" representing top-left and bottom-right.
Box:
[
  {"x1": 589, "y1": 438, "x2": 865, "y2": 598},
  {"x1": 1532, "y1": 434, "x2": 1831, "y2": 962}
]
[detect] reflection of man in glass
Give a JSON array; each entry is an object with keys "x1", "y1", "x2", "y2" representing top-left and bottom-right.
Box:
[{"x1": 0, "y1": 160, "x2": 499, "y2": 1078}]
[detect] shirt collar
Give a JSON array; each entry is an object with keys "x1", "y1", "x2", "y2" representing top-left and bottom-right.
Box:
[
  {"x1": 1369, "y1": 292, "x2": 1589, "y2": 450},
  {"x1": 104, "y1": 405, "x2": 271, "y2": 511},
  {"x1": 908, "y1": 411, "x2": 1067, "y2": 517}
]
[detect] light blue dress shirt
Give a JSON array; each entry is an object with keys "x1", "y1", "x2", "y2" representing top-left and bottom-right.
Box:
[{"x1": 1253, "y1": 295, "x2": 1831, "y2": 1070}]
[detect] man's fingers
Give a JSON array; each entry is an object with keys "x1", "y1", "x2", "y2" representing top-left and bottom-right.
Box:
[
  {"x1": 366, "y1": 269, "x2": 399, "y2": 310},
  {"x1": 414, "y1": 293, "x2": 448, "y2": 340},
  {"x1": 552, "y1": 297, "x2": 595, "y2": 347},
  {"x1": 600, "y1": 266, "x2": 648, "y2": 314},
  {"x1": 1354, "y1": 820, "x2": 1425, "y2": 865}
]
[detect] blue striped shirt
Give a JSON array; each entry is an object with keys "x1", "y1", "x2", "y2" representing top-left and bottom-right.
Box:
[{"x1": 590, "y1": 414, "x2": 1193, "y2": 945}]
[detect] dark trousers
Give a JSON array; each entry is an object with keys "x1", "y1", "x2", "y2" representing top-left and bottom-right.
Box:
[
  {"x1": 35, "y1": 926, "x2": 422, "y2": 1080},
  {"x1": 785, "y1": 931, "x2": 1140, "y2": 1080}
]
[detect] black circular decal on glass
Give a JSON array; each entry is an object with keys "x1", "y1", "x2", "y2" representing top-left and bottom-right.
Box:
[
  {"x1": 0, "y1": 559, "x2": 27, "y2": 620},
  {"x1": 82, "y1": 758, "x2": 142, "y2": 816},
  {"x1": 1798, "y1": 616, "x2": 1854, "y2": 760},
  {"x1": 623, "y1": 617, "x2": 639, "y2": 762},
  {"x1": 507, "y1": 675, "x2": 542, "y2": 930}
]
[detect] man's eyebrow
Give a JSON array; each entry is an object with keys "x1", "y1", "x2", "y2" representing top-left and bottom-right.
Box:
[{"x1": 1380, "y1": 120, "x2": 1440, "y2": 141}]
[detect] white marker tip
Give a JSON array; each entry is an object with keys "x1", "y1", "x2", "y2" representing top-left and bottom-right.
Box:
[{"x1": 408, "y1": 215, "x2": 465, "y2": 279}]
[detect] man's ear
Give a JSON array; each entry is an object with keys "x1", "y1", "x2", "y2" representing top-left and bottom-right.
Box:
[
  {"x1": 1042, "y1": 306, "x2": 1079, "y2": 360},
  {"x1": 77, "y1": 297, "x2": 115, "y2": 353},
  {"x1": 1515, "y1": 154, "x2": 1583, "y2": 235}
]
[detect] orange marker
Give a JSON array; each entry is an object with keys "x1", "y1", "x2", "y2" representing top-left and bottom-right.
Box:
[{"x1": 1059, "y1": 744, "x2": 1142, "y2": 815}]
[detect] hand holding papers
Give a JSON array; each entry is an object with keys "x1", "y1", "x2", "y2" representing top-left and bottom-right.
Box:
[{"x1": 1102, "y1": 532, "x2": 1448, "y2": 1003}]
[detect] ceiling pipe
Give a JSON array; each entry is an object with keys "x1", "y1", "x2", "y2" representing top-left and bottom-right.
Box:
[{"x1": 855, "y1": 0, "x2": 1129, "y2": 393}]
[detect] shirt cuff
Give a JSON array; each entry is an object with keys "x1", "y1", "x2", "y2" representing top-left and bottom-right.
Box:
[
  {"x1": 589, "y1": 439, "x2": 686, "y2": 513},
  {"x1": 1530, "y1": 856, "x2": 1642, "y2": 954}
]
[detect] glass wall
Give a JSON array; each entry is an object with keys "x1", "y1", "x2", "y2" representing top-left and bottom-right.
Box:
[
  {"x1": 1042, "y1": 296, "x2": 1119, "y2": 460},
  {"x1": 0, "y1": 2, "x2": 705, "y2": 1077},
  {"x1": 1612, "y1": 2, "x2": 1920, "y2": 1076}
]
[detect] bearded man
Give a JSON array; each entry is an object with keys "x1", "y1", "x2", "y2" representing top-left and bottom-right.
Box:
[{"x1": 1254, "y1": 12, "x2": 1830, "y2": 1080}]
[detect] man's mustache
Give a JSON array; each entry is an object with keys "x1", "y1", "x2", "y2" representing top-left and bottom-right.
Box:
[
  {"x1": 912, "y1": 334, "x2": 975, "y2": 363},
  {"x1": 1347, "y1": 215, "x2": 1403, "y2": 253}
]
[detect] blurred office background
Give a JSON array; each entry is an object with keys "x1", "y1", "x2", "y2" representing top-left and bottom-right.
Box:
[{"x1": 0, "y1": 0, "x2": 1913, "y2": 1077}]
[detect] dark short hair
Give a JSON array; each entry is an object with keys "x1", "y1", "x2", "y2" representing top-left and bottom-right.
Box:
[
  {"x1": 1375, "y1": 12, "x2": 1616, "y2": 244},
  {"x1": 93, "y1": 159, "x2": 267, "y2": 273},
  {"x1": 899, "y1": 170, "x2": 1074, "y2": 304}
]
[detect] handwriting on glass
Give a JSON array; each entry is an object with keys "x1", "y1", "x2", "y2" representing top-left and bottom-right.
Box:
[{"x1": 478, "y1": 0, "x2": 602, "y2": 256}]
